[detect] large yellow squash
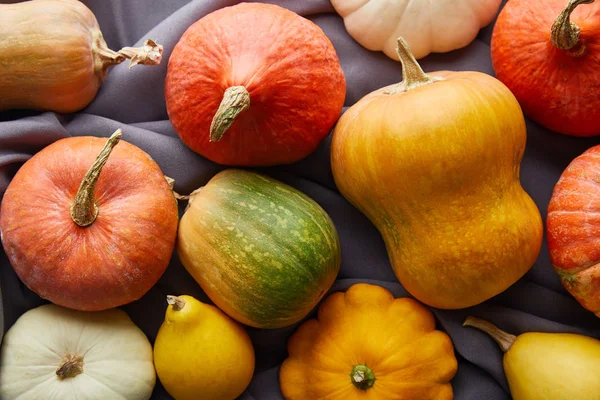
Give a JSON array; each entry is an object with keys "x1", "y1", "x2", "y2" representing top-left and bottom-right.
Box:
[{"x1": 330, "y1": 37, "x2": 543, "y2": 309}]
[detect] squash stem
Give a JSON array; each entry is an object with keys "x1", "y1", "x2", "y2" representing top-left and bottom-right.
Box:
[
  {"x1": 117, "y1": 39, "x2": 164, "y2": 69},
  {"x1": 56, "y1": 353, "x2": 84, "y2": 380},
  {"x1": 463, "y1": 316, "x2": 516, "y2": 352},
  {"x1": 386, "y1": 37, "x2": 443, "y2": 94},
  {"x1": 95, "y1": 38, "x2": 164, "y2": 69},
  {"x1": 70, "y1": 129, "x2": 122, "y2": 227},
  {"x1": 350, "y1": 364, "x2": 375, "y2": 390},
  {"x1": 164, "y1": 176, "x2": 190, "y2": 201},
  {"x1": 210, "y1": 86, "x2": 251, "y2": 142},
  {"x1": 550, "y1": 0, "x2": 594, "y2": 51},
  {"x1": 167, "y1": 295, "x2": 186, "y2": 311}
]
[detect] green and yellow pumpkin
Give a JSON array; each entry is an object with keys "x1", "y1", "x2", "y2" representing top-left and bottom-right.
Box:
[{"x1": 177, "y1": 169, "x2": 341, "y2": 329}]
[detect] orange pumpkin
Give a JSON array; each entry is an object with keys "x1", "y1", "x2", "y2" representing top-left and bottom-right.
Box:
[
  {"x1": 330, "y1": 38, "x2": 543, "y2": 309},
  {"x1": 165, "y1": 3, "x2": 346, "y2": 166},
  {"x1": 0, "y1": 130, "x2": 179, "y2": 311},
  {"x1": 491, "y1": 0, "x2": 600, "y2": 136},
  {"x1": 547, "y1": 145, "x2": 600, "y2": 317},
  {"x1": 279, "y1": 283, "x2": 458, "y2": 400}
]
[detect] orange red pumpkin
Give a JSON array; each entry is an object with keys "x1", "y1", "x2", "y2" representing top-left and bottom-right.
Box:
[
  {"x1": 0, "y1": 130, "x2": 179, "y2": 311},
  {"x1": 165, "y1": 3, "x2": 346, "y2": 166},
  {"x1": 547, "y1": 145, "x2": 600, "y2": 317},
  {"x1": 491, "y1": 0, "x2": 600, "y2": 136}
]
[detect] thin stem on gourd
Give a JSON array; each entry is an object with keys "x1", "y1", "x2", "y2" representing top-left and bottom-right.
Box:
[
  {"x1": 94, "y1": 35, "x2": 164, "y2": 70},
  {"x1": 167, "y1": 295, "x2": 186, "y2": 311},
  {"x1": 164, "y1": 175, "x2": 190, "y2": 201},
  {"x1": 56, "y1": 353, "x2": 84, "y2": 379},
  {"x1": 70, "y1": 129, "x2": 122, "y2": 227},
  {"x1": 350, "y1": 364, "x2": 376, "y2": 390},
  {"x1": 209, "y1": 86, "x2": 251, "y2": 142},
  {"x1": 550, "y1": 0, "x2": 595, "y2": 51},
  {"x1": 463, "y1": 316, "x2": 517, "y2": 353},
  {"x1": 385, "y1": 37, "x2": 443, "y2": 94}
]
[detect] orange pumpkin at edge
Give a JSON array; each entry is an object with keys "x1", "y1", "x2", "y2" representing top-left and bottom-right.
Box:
[
  {"x1": 547, "y1": 145, "x2": 600, "y2": 318},
  {"x1": 491, "y1": 0, "x2": 600, "y2": 136},
  {"x1": 0, "y1": 130, "x2": 179, "y2": 311},
  {"x1": 164, "y1": 2, "x2": 346, "y2": 166}
]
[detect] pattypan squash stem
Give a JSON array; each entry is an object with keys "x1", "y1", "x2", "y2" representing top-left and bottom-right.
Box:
[
  {"x1": 167, "y1": 295, "x2": 187, "y2": 311},
  {"x1": 56, "y1": 353, "x2": 84, "y2": 379},
  {"x1": 463, "y1": 316, "x2": 517, "y2": 353},
  {"x1": 350, "y1": 364, "x2": 376, "y2": 390},
  {"x1": 70, "y1": 129, "x2": 122, "y2": 227},
  {"x1": 386, "y1": 37, "x2": 443, "y2": 94},
  {"x1": 551, "y1": 0, "x2": 595, "y2": 51},
  {"x1": 210, "y1": 86, "x2": 251, "y2": 142}
]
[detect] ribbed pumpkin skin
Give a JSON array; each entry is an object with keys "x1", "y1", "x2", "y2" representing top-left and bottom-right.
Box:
[
  {"x1": 0, "y1": 137, "x2": 179, "y2": 311},
  {"x1": 164, "y1": 3, "x2": 346, "y2": 166},
  {"x1": 0, "y1": 0, "x2": 106, "y2": 113},
  {"x1": 177, "y1": 170, "x2": 341, "y2": 329},
  {"x1": 547, "y1": 146, "x2": 600, "y2": 318},
  {"x1": 491, "y1": 0, "x2": 600, "y2": 136}
]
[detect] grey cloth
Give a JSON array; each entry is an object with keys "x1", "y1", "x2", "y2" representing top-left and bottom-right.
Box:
[{"x1": 1, "y1": 1, "x2": 599, "y2": 399}]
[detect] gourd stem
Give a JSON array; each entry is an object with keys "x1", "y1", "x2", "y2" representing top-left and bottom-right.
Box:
[
  {"x1": 386, "y1": 37, "x2": 443, "y2": 94},
  {"x1": 350, "y1": 364, "x2": 376, "y2": 390},
  {"x1": 167, "y1": 295, "x2": 186, "y2": 311},
  {"x1": 56, "y1": 354, "x2": 84, "y2": 380},
  {"x1": 70, "y1": 129, "x2": 122, "y2": 227},
  {"x1": 95, "y1": 38, "x2": 164, "y2": 70},
  {"x1": 164, "y1": 176, "x2": 190, "y2": 200},
  {"x1": 210, "y1": 86, "x2": 251, "y2": 142},
  {"x1": 463, "y1": 316, "x2": 516, "y2": 352},
  {"x1": 550, "y1": 0, "x2": 595, "y2": 50}
]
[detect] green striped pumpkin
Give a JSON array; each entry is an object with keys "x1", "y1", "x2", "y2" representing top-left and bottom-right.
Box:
[{"x1": 177, "y1": 169, "x2": 341, "y2": 329}]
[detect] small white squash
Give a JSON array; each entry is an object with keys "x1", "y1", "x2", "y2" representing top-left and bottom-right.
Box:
[
  {"x1": 0, "y1": 304, "x2": 156, "y2": 400},
  {"x1": 331, "y1": 0, "x2": 502, "y2": 60}
]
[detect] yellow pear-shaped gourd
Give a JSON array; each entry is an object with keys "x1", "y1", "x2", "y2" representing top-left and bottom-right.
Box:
[
  {"x1": 153, "y1": 295, "x2": 255, "y2": 400},
  {"x1": 464, "y1": 317, "x2": 600, "y2": 400}
]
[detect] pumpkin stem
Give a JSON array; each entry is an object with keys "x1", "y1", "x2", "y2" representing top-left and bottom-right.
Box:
[
  {"x1": 167, "y1": 295, "x2": 186, "y2": 311},
  {"x1": 70, "y1": 129, "x2": 122, "y2": 227},
  {"x1": 209, "y1": 86, "x2": 251, "y2": 142},
  {"x1": 56, "y1": 353, "x2": 84, "y2": 380},
  {"x1": 550, "y1": 0, "x2": 595, "y2": 51},
  {"x1": 350, "y1": 364, "x2": 376, "y2": 391},
  {"x1": 463, "y1": 316, "x2": 517, "y2": 352},
  {"x1": 385, "y1": 37, "x2": 443, "y2": 94}
]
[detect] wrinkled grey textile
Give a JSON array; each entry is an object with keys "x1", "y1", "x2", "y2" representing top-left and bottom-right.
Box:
[{"x1": 1, "y1": 1, "x2": 599, "y2": 399}]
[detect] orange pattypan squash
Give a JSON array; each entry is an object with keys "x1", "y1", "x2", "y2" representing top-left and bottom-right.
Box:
[{"x1": 279, "y1": 283, "x2": 458, "y2": 400}]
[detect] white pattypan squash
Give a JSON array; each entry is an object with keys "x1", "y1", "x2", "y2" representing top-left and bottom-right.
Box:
[
  {"x1": 331, "y1": 0, "x2": 502, "y2": 60},
  {"x1": 0, "y1": 304, "x2": 155, "y2": 400}
]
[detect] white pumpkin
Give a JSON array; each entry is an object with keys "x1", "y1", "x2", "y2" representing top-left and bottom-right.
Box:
[
  {"x1": 0, "y1": 304, "x2": 156, "y2": 400},
  {"x1": 331, "y1": 0, "x2": 502, "y2": 60}
]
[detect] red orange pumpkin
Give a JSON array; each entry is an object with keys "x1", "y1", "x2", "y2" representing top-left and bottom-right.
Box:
[
  {"x1": 0, "y1": 130, "x2": 179, "y2": 311},
  {"x1": 165, "y1": 3, "x2": 346, "y2": 166},
  {"x1": 491, "y1": 0, "x2": 600, "y2": 136},
  {"x1": 547, "y1": 145, "x2": 600, "y2": 317}
]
